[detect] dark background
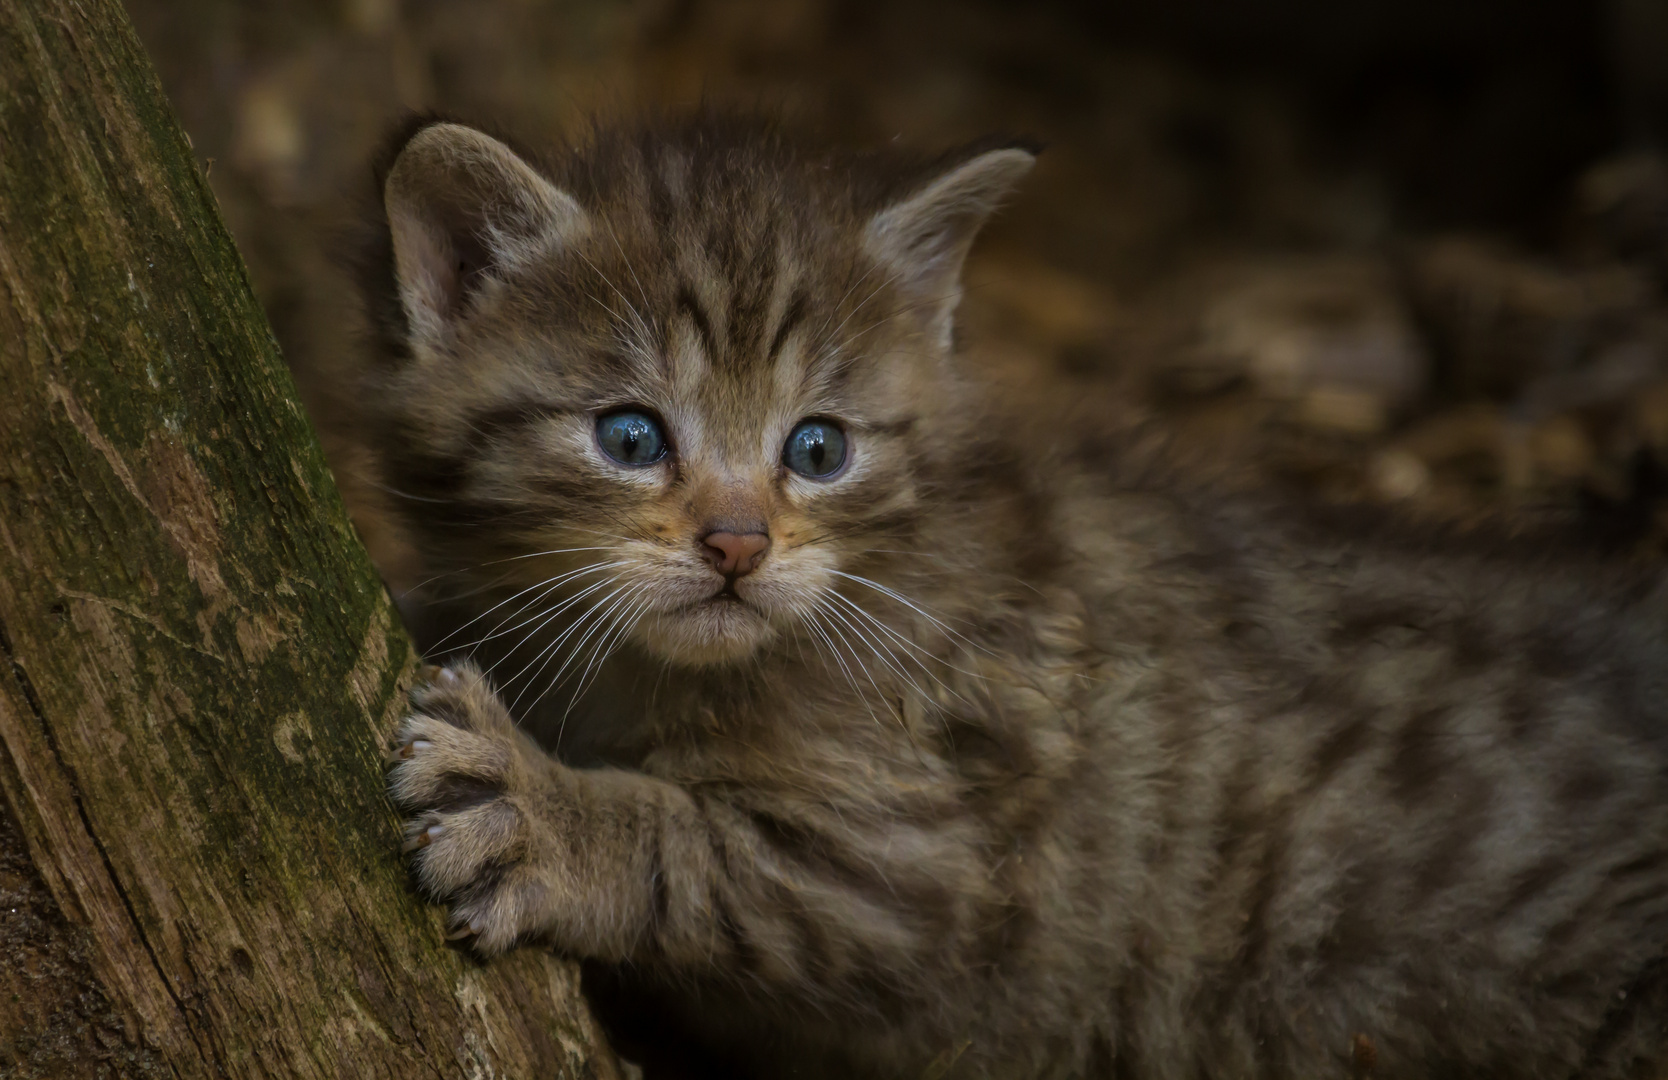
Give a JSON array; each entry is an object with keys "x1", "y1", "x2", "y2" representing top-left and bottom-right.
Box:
[{"x1": 123, "y1": 0, "x2": 1668, "y2": 554}]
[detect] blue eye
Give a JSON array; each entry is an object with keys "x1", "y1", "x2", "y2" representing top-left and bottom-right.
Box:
[
  {"x1": 783, "y1": 419, "x2": 847, "y2": 479},
  {"x1": 596, "y1": 410, "x2": 667, "y2": 466}
]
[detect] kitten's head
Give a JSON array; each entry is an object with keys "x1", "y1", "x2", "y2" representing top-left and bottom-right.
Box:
[{"x1": 365, "y1": 115, "x2": 1033, "y2": 670}]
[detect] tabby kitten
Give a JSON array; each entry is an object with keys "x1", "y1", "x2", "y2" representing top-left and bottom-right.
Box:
[{"x1": 342, "y1": 115, "x2": 1668, "y2": 1079}]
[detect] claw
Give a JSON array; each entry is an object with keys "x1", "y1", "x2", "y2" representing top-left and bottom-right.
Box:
[
  {"x1": 445, "y1": 921, "x2": 480, "y2": 941},
  {"x1": 438, "y1": 667, "x2": 459, "y2": 684},
  {"x1": 399, "y1": 739, "x2": 432, "y2": 759},
  {"x1": 403, "y1": 824, "x2": 442, "y2": 852}
]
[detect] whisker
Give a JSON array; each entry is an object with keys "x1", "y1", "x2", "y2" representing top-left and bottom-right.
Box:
[
  {"x1": 599, "y1": 215, "x2": 655, "y2": 334},
  {"x1": 528, "y1": 580, "x2": 647, "y2": 713},
  {"x1": 820, "y1": 596, "x2": 939, "y2": 713},
  {"x1": 562, "y1": 583, "x2": 654, "y2": 721},
  {"x1": 813, "y1": 260, "x2": 881, "y2": 343},
  {"x1": 806, "y1": 604, "x2": 885, "y2": 730},
  {"x1": 830, "y1": 286, "x2": 965, "y2": 356},
  {"x1": 488, "y1": 576, "x2": 626, "y2": 690},
  {"x1": 829, "y1": 277, "x2": 1001, "y2": 361},
  {"x1": 447, "y1": 566, "x2": 616, "y2": 656},
  {"x1": 429, "y1": 559, "x2": 626, "y2": 652},
  {"x1": 826, "y1": 588, "x2": 982, "y2": 677},
  {"x1": 573, "y1": 247, "x2": 656, "y2": 366},
  {"x1": 367, "y1": 479, "x2": 453, "y2": 505},
  {"x1": 815, "y1": 607, "x2": 925, "y2": 762},
  {"x1": 502, "y1": 579, "x2": 632, "y2": 714},
  {"x1": 410, "y1": 566, "x2": 521, "y2": 606},
  {"x1": 559, "y1": 522, "x2": 675, "y2": 548},
  {"x1": 398, "y1": 546, "x2": 616, "y2": 600},
  {"x1": 825, "y1": 569, "x2": 992, "y2": 655},
  {"x1": 536, "y1": 588, "x2": 649, "y2": 750},
  {"x1": 802, "y1": 609, "x2": 863, "y2": 713},
  {"x1": 824, "y1": 589, "x2": 977, "y2": 703},
  {"x1": 781, "y1": 519, "x2": 929, "y2": 553},
  {"x1": 821, "y1": 268, "x2": 905, "y2": 356},
  {"x1": 559, "y1": 581, "x2": 649, "y2": 702}
]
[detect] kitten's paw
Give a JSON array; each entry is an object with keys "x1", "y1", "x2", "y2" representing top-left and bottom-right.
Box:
[{"x1": 387, "y1": 661, "x2": 567, "y2": 954}]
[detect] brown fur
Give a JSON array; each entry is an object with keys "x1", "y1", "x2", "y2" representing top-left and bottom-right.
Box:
[{"x1": 322, "y1": 114, "x2": 1668, "y2": 1078}]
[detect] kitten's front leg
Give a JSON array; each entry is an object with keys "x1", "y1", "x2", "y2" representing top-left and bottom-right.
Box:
[{"x1": 387, "y1": 662, "x2": 968, "y2": 991}]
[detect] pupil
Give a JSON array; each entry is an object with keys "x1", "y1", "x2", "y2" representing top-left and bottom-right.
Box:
[
  {"x1": 598, "y1": 411, "x2": 664, "y2": 465},
  {"x1": 783, "y1": 419, "x2": 844, "y2": 478}
]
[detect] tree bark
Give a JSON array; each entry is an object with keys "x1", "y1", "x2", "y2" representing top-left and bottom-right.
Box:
[{"x1": 0, "y1": 0, "x2": 622, "y2": 1076}]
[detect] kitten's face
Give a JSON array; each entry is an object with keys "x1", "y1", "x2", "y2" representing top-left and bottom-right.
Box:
[
  {"x1": 374, "y1": 121, "x2": 1031, "y2": 670},
  {"x1": 406, "y1": 261, "x2": 934, "y2": 669}
]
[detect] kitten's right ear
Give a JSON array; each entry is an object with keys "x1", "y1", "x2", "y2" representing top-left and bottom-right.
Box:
[{"x1": 383, "y1": 122, "x2": 589, "y2": 348}]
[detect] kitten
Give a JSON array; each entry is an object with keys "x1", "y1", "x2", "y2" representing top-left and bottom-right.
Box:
[{"x1": 334, "y1": 114, "x2": 1668, "y2": 1078}]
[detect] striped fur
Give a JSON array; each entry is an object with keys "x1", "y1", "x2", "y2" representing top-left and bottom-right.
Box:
[{"x1": 329, "y1": 115, "x2": 1668, "y2": 1078}]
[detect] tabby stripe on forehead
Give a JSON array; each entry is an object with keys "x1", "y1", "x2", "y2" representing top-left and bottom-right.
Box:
[
  {"x1": 768, "y1": 290, "x2": 809, "y2": 365},
  {"x1": 727, "y1": 249, "x2": 777, "y2": 363},
  {"x1": 677, "y1": 286, "x2": 718, "y2": 360}
]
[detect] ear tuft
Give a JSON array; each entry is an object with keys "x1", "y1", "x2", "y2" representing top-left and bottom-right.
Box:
[
  {"x1": 863, "y1": 145, "x2": 1036, "y2": 345},
  {"x1": 383, "y1": 122, "x2": 588, "y2": 349}
]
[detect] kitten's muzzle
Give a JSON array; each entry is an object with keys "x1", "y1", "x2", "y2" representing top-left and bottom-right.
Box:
[{"x1": 699, "y1": 530, "x2": 770, "y2": 579}]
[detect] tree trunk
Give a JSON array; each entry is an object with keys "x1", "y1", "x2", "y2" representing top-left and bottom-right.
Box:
[{"x1": 0, "y1": 0, "x2": 622, "y2": 1076}]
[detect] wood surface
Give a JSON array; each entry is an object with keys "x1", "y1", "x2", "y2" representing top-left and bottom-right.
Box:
[{"x1": 0, "y1": 0, "x2": 621, "y2": 1075}]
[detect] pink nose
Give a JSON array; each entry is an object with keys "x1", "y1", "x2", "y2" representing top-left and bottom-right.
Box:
[{"x1": 700, "y1": 531, "x2": 771, "y2": 577}]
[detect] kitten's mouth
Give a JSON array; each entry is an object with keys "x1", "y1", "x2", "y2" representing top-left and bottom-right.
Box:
[
  {"x1": 635, "y1": 583, "x2": 773, "y2": 666},
  {"x1": 664, "y1": 587, "x2": 750, "y2": 615}
]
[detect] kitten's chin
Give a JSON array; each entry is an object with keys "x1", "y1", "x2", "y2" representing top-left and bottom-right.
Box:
[{"x1": 634, "y1": 599, "x2": 777, "y2": 667}]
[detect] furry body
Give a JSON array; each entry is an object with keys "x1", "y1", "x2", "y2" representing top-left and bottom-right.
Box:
[{"x1": 335, "y1": 116, "x2": 1668, "y2": 1078}]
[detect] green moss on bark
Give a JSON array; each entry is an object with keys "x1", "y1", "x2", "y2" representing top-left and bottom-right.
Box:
[{"x1": 0, "y1": 0, "x2": 620, "y2": 1075}]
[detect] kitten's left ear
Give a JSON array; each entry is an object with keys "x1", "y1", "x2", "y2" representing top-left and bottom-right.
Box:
[{"x1": 864, "y1": 142, "x2": 1036, "y2": 347}]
